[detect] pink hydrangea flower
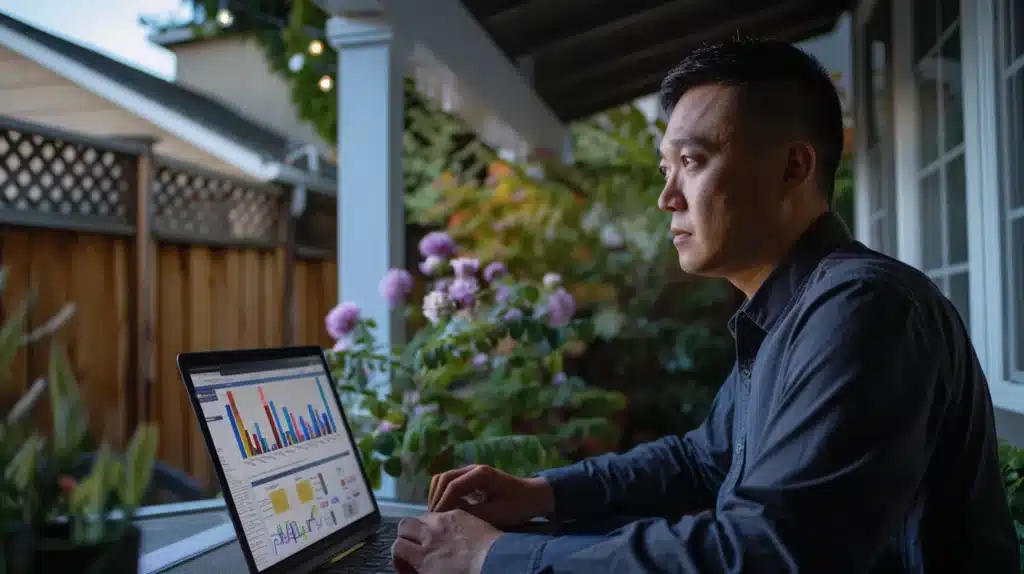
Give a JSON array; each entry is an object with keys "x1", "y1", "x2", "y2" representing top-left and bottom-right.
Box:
[
  {"x1": 377, "y1": 420, "x2": 397, "y2": 433},
  {"x1": 419, "y1": 255, "x2": 445, "y2": 276},
  {"x1": 483, "y1": 261, "x2": 507, "y2": 282},
  {"x1": 494, "y1": 284, "x2": 511, "y2": 302},
  {"x1": 448, "y1": 277, "x2": 479, "y2": 307},
  {"x1": 450, "y1": 257, "x2": 480, "y2": 278},
  {"x1": 546, "y1": 288, "x2": 575, "y2": 327},
  {"x1": 472, "y1": 353, "x2": 489, "y2": 370},
  {"x1": 326, "y1": 302, "x2": 360, "y2": 339},
  {"x1": 422, "y1": 290, "x2": 454, "y2": 325},
  {"x1": 332, "y1": 337, "x2": 351, "y2": 352},
  {"x1": 543, "y1": 273, "x2": 562, "y2": 289},
  {"x1": 379, "y1": 268, "x2": 414, "y2": 308},
  {"x1": 503, "y1": 308, "x2": 523, "y2": 321},
  {"x1": 418, "y1": 231, "x2": 456, "y2": 258}
]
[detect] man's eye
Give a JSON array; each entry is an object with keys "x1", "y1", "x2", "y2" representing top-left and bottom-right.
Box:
[{"x1": 658, "y1": 165, "x2": 668, "y2": 177}]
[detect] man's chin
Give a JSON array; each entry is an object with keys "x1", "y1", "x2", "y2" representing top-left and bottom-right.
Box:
[{"x1": 676, "y1": 252, "x2": 708, "y2": 276}]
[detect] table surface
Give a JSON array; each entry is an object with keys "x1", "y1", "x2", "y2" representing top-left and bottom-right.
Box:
[{"x1": 134, "y1": 498, "x2": 426, "y2": 574}]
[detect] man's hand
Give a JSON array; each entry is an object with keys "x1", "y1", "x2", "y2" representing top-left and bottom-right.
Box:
[
  {"x1": 428, "y1": 464, "x2": 554, "y2": 527},
  {"x1": 391, "y1": 510, "x2": 503, "y2": 574}
]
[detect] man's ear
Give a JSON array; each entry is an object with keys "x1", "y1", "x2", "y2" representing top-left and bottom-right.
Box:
[{"x1": 782, "y1": 142, "x2": 816, "y2": 194}]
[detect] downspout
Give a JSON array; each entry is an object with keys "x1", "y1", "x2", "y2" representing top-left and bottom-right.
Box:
[{"x1": 282, "y1": 144, "x2": 319, "y2": 345}]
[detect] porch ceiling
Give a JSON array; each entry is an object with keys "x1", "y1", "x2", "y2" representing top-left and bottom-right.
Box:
[{"x1": 460, "y1": 0, "x2": 851, "y2": 121}]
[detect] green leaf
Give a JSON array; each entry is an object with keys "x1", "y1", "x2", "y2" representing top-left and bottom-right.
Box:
[
  {"x1": 122, "y1": 424, "x2": 159, "y2": 510},
  {"x1": 5, "y1": 433, "x2": 43, "y2": 491},
  {"x1": 521, "y1": 285, "x2": 539, "y2": 303},
  {"x1": 364, "y1": 458, "x2": 382, "y2": 490},
  {"x1": 383, "y1": 456, "x2": 403, "y2": 478},
  {"x1": 373, "y1": 432, "x2": 398, "y2": 457}
]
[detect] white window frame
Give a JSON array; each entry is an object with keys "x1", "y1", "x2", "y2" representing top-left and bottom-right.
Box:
[
  {"x1": 853, "y1": 0, "x2": 899, "y2": 257},
  {"x1": 995, "y1": 0, "x2": 1024, "y2": 386},
  {"x1": 854, "y1": 0, "x2": 1024, "y2": 413}
]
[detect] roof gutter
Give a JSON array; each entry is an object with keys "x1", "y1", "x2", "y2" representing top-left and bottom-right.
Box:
[{"x1": 263, "y1": 162, "x2": 337, "y2": 196}]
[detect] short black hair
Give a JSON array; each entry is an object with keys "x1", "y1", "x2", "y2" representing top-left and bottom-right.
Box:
[{"x1": 659, "y1": 38, "x2": 844, "y2": 202}]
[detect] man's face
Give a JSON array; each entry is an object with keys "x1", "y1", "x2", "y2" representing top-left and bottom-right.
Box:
[{"x1": 657, "y1": 84, "x2": 789, "y2": 276}]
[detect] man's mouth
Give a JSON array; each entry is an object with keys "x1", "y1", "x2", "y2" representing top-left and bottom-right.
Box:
[{"x1": 671, "y1": 229, "x2": 692, "y2": 246}]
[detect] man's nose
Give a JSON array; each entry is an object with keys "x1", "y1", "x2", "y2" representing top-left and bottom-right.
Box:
[{"x1": 658, "y1": 178, "x2": 684, "y2": 213}]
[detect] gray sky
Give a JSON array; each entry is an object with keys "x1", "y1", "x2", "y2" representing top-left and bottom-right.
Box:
[{"x1": 0, "y1": 0, "x2": 183, "y2": 79}]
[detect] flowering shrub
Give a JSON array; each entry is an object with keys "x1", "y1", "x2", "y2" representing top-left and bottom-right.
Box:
[{"x1": 324, "y1": 233, "x2": 626, "y2": 490}]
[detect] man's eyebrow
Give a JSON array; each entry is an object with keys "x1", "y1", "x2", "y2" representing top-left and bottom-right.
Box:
[
  {"x1": 656, "y1": 135, "x2": 719, "y2": 159},
  {"x1": 669, "y1": 135, "x2": 717, "y2": 151}
]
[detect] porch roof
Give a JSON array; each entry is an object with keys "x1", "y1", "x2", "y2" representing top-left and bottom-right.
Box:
[{"x1": 461, "y1": 0, "x2": 852, "y2": 122}]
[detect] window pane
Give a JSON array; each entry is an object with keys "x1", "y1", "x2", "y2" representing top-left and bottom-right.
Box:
[
  {"x1": 947, "y1": 153, "x2": 968, "y2": 264},
  {"x1": 921, "y1": 172, "x2": 943, "y2": 270},
  {"x1": 943, "y1": 30, "x2": 964, "y2": 150},
  {"x1": 1010, "y1": 217, "x2": 1024, "y2": 378},
  {"x1": 915, "y1": 0, "x2": 938, "y2": 60},
  {"x1": 1008, "y1": 69, "x2": 1024, "y2": 210},
  {"x1": 950, "y1": 271, "x2": 971, "y2": 329},
  {"x1": 917, "y1": 58, "x2": 942, "y2": 166},
  {"x1": 1006, "y1": 0, "x2": 1024, "y2": 64},
  {"x1": 941, "y1": 0, "x2": 959, "y2": 34},
  {"x1": 871, "y1": 219, "x2": 884, "y2": 252}
]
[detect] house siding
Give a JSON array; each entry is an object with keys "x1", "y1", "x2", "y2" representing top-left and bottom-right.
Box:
[
  {"x1": 0, "y1": 45, "x2": 255, "y2": 179},
  {"x1": 171, "y1": 36, "x2": 334, "y2": 159}
]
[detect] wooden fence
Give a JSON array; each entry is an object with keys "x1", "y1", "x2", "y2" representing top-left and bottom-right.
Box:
[{"x1": 0, "y1": 116, "x2": 338, "y2": 487}]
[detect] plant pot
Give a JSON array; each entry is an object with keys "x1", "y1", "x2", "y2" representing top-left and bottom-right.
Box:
[{"x1": 3, "y1": 522, "x2": 141, "y2": 574}]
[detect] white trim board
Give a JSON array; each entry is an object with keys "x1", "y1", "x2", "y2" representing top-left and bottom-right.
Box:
[{"x1": 0, "y1": 21, "x2": 335, "y2": 195}]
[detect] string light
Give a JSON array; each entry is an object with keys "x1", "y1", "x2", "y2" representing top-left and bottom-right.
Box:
[
  {"x1": 308, "y1": 39, "x2": 324, "y2": 56},
  {"x1": 215, "y1": 0, "x2": 234, "y2": 27},
  {"x1": 318, "y1": 75, "x2": 334, "y2": 92}
]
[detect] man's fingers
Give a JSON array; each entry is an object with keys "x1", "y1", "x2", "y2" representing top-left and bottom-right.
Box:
[
  {"x1": 397, "y1": 517, "x2": 425, "y2": 544},
  {"x1": 391, "y1": 537, "x2": 424, "y2": 570},
  {"x1": 434, "y1": 466, "x2": 490, "y2": 513},
  {"x1": 428, "y1": 465, "x2": 478, "y2": 510}
]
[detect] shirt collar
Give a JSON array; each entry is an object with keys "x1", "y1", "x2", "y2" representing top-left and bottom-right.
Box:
[{"x1": 729, "y1": 211, "x2": 854, "y2": 336}]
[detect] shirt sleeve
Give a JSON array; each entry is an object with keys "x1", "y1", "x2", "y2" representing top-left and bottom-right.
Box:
[
  {"x1": 536, "y1": 374, "x2": 736, "y2": 521},
  {"x1": 483, "y1": 276, "x2": 941, "y2": 574}
]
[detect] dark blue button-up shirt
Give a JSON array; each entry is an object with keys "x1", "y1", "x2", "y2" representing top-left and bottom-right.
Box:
[{"x1": 482, "y1": 212, "x2": 1019, "y2": 573}]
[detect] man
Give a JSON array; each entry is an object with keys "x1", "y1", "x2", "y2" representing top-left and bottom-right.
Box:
[{"x1": 390, "y1": 39, "x2": 1020, "y2": 573}]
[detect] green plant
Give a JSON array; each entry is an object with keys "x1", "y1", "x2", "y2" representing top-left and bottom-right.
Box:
[
  {"x1": 407, "y1": 105, "x2": 736, "y2": 443},
  {"x1": 0, "y1": 268, "x2": 158, "y2": 565},
  {"x1": 1000, "y1": 440, "x2": 1024, "y2": 570},
  {"x1": 324, "y1": 239, "x2": 626, "y2": 490}
]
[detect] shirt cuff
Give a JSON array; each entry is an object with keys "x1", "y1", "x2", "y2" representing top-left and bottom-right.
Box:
[
  {"x1": 537, "y1": 465, "x2": 599, "y2": 520},
  {"x1": 481, "y1": 533, "x2": 550, "y2": 574}
]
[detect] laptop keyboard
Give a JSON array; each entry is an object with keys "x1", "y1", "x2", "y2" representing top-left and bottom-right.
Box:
[{"x1": 324, "y1": 520, "x2": 400, "y2": 573}]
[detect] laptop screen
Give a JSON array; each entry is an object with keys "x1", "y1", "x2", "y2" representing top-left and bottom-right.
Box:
[{"x1": 189, "y1": 354, "x2": 375, "y2": 571}]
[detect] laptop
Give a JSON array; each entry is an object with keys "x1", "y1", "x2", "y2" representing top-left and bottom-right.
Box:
[{"x1": 178, "y1": 346, "x2": 400, "y2": 574}]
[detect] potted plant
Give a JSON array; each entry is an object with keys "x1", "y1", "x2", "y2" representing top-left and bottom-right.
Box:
[
  {"x1": 324, "y1": 233, "x2": 627, "y2": 499},
  {"x1": 0, "y1": 268, "x2": 159, "y2": 574}
]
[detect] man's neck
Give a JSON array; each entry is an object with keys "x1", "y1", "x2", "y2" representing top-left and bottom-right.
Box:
[{"x1": 727, "y1": 207, "x2": 830, "y2": 299}]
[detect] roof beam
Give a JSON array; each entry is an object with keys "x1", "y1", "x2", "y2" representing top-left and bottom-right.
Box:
[
  {"x1": 540, "y1": 1, "x2": 835, "y2": 101},
  {"x1": 317, "y1": 0, "x2": 567, "y2": 153},
  {"x1": 556, "y1": 15, "x2": 840, "y2": 121},
  {"x1": 485, "y1": 0, "x2": 673, "y2": 59},
  {"x1": 529, "y1": 0, "x2": 759, "y2": 78}
]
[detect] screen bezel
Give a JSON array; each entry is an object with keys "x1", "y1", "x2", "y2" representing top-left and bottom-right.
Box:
[{"x1": 177, "y1": 346, "x2": 383, "y2": 574}]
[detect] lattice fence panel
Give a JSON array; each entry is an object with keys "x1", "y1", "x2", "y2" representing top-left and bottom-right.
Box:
[
  {"x1": 0, "y1": 125, "x2": 136, "y2": 232},
  {"x1": 152, "y1": 160, "x2": 283, "y2": 246}
]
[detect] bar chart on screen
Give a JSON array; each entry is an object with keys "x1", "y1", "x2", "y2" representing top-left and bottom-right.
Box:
[{"x1": 212, "y1": 376, "x2": 341, "y2": 462}]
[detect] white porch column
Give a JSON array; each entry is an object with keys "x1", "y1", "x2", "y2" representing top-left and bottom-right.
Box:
[{"x1": 326, "y1": 10, "x2": 405, "y2": 499}]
